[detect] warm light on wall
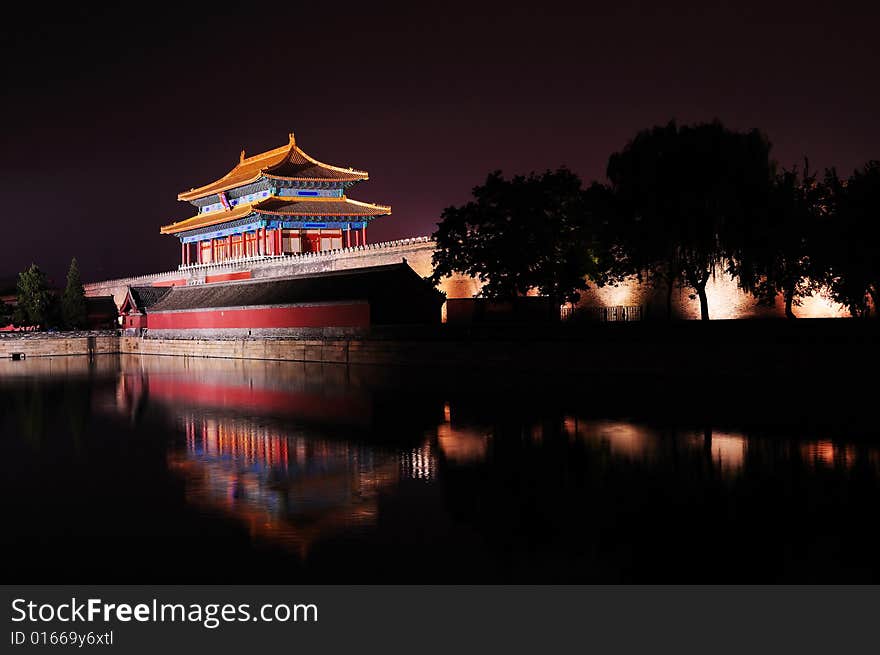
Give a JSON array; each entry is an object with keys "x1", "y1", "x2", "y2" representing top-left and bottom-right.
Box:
[
  {"x1": 437, "y1": 423, "x2": 489, "y2": 464},
  {"x1": 577, "y1": 274, "x2": 849, "y2": 319}
]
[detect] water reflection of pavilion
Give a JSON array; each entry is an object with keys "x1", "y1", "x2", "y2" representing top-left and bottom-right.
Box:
[
  {"x1": 109, "y1": 355, "x2": 441, "y2": 557},
  {"x1": 168, "y1": 412, "x2": 405, "y2": 557}
]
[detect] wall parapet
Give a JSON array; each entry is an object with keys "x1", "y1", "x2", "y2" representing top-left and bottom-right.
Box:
[{"x1": 84, "y1": 236, "x2": 436, "y2": 295}]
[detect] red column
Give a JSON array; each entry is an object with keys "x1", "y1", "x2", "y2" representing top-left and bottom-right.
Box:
[
  {"x1": 262, "y1": 227, "x2": 268, "y2": 255},
  {"x1": 276, "y1": 228, "x2": 282, "y2": 255},
  {"x1": 363, "y1": 225, "x2": 367, "y2": 245},
  {"x1": 198, "y1": 241, "x2": 203, "y2": 264},
  {"x1": 346, "y1": 227, "x2": 351, "y2": 248}
]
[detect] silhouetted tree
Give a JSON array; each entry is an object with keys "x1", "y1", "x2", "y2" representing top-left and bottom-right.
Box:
[
  {"x1": 581, "y1": 181, "x2": 622, "y2": 288},
  {"x1": 737, "y1": 161, "x2": 826, "y2": 318},
  {"x1": 0, "y1": 298, "x2": 11, "y2": 326},
  {"x1": 822, "y1": 162, "x2": 880, "y2": 316},
  {"x1": 607, "y1": 120, "x2": 774, "y2": 320},
  {"x1": 14, "y1": 264, "x2": 56, "y2": 330},
  {"x1": 62, "y1": 258, "x2": 88, "y2": 330},
  {"x1": 431, "y1": 168, "x2": 602, "y2": 306}
]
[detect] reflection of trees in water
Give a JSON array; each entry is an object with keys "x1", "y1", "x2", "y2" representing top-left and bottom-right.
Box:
[
  {"x1": 62, "y1": 381, "x2": 92, "y2": 453},
  {"x1": 13, "y1": 383, "x2": 46, "y2": 449},
  {"x1": 0, "y1": 377, "x2": 94, "y2": 453},
  {"x1": 431, "y1": 408, "x2": 880, "y2": 581}
]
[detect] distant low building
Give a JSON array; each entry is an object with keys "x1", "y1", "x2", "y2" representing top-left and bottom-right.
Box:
[
  {"x1": 0, "y1": 277, "x2": 16, "y2": 330},
  {"x1": 446, "y1": 297, "x2": 559, "y2": 324},
  {"x1": 85, "y1": 296, "x2": 120, "y2": 330}
]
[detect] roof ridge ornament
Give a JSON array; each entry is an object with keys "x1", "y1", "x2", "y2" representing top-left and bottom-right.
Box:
[
  {"x1": 288, "y1": 131, "x2": 296, "y2": 146},
  {"x1": 240, "y1": 149, "x2": 246, "y2": 163}
]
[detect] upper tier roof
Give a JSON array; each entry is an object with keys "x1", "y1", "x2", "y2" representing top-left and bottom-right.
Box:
[
  {"x1": 255, "y1": 197, "x2": 391, "y2": 217},
  {"x1": 160, "y1": 196, "x2": 391, "y2": 235},
  {"x1": 178, "y1": 133, "x2": 369, "y2": 202}
]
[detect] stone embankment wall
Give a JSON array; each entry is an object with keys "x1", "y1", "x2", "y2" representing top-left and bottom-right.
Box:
[
  {"x1": 0, "y1": 321, "x2": 876, "y2": 380},
  {"x1": 0, "y1": 333, "x2": 119, "y2": 359},
  {"x1": 119, "y1": 336, "x2": 536, "y2": 368},
  {"x1": 120, "y1": 336, "x2": 352, "y2": 364}
]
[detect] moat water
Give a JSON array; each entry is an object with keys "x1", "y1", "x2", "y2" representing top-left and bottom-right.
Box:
[{"x1": 1, "y1": 353, "x2": 878, "y2": 582}]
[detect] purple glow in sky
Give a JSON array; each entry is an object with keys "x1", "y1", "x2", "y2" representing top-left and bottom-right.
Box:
[{"x1": 2, "y1": 0, "x2": 878, "y2": 283}]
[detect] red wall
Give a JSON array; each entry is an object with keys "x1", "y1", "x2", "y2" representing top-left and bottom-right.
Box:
[
  {"x1": 124, "y1": 314, "x2": 147, "y2": 329},
  {"x1": 147, "y1": 302, "x2": 370, "y2": 330},
  {"x1": 205, "y1": 271, "x2": 251, "y2": 284},
  {"x1": 153, "y1": 279, "x2": 187, "y2": 287},
  {"x1": 144, "y1": 377, "x2": 371, "y2": 425}
]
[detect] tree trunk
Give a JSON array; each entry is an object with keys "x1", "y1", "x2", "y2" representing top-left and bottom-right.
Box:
[
  {"x1": 704, "y1": 427, "x2": 714, "y2": 475},
  {"x1": 548, "y1": 292, "x2": 561, "y2": 322},
  {"x1": 784, "y1": 287, "x2": 797, "y2": 319},
  {"x1": 695, "y1": 276, "x2": 710, "y2": 321}
]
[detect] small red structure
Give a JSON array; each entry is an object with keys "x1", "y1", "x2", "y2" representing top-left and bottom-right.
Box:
[{"x1": 119, "y1": 286, "x2": 172, "y2": 334}]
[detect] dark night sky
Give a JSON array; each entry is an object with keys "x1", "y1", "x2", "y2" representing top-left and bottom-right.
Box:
[{"x1": 2, "y1": 0, "x2": 878, "y2": 284}]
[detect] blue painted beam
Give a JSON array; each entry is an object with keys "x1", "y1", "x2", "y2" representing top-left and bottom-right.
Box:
[{"x1": 179, "y1": 219, "x2": 267, "y2": 243}]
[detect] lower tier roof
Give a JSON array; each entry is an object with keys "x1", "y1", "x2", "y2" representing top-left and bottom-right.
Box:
[
  {"x1": 145, "y1": 263, "x2": 443, "y2": 317},
  {"x1": 161, "y1": 196, "x2": 391, "y2": 235}
]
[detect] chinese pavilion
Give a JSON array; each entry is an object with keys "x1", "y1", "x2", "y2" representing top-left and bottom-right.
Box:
[{"x1": 161, "y1": 133, "x2": 391, "y2": 266}]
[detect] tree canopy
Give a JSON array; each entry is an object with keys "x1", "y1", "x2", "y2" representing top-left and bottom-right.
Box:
[
  {"x1": 606, "y1": 120, "x2": 775, "y2": 320},
  {"x1": 431, "y1": 168, "x2": 602, "y2": 305},
  {"x1": 62, "y1": 257, "x2": 88, "y2": 330},
  {"x1": 821, "y1": 161, "x2": 880, "y2": 317},
  {"x1": 14, "y1": 264, "x2": 56, "y2": 329},
  {"x1": 737, "y1": 162, "x2": 826, "y2": 318},
  {"x1": 0, "y1": 298, "x2": 11, "y2": 326}
]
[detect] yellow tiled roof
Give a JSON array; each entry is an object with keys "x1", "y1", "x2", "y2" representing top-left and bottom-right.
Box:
[
  {"x1": 160, "y1": 196, "x2": 391, "y2": 235},
  {"x1": 160, "y1": 203, "x2": 257, "y2": 235},
  {"x1": 177, "y1": 133, "x2": 369, "y2": 202}
]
